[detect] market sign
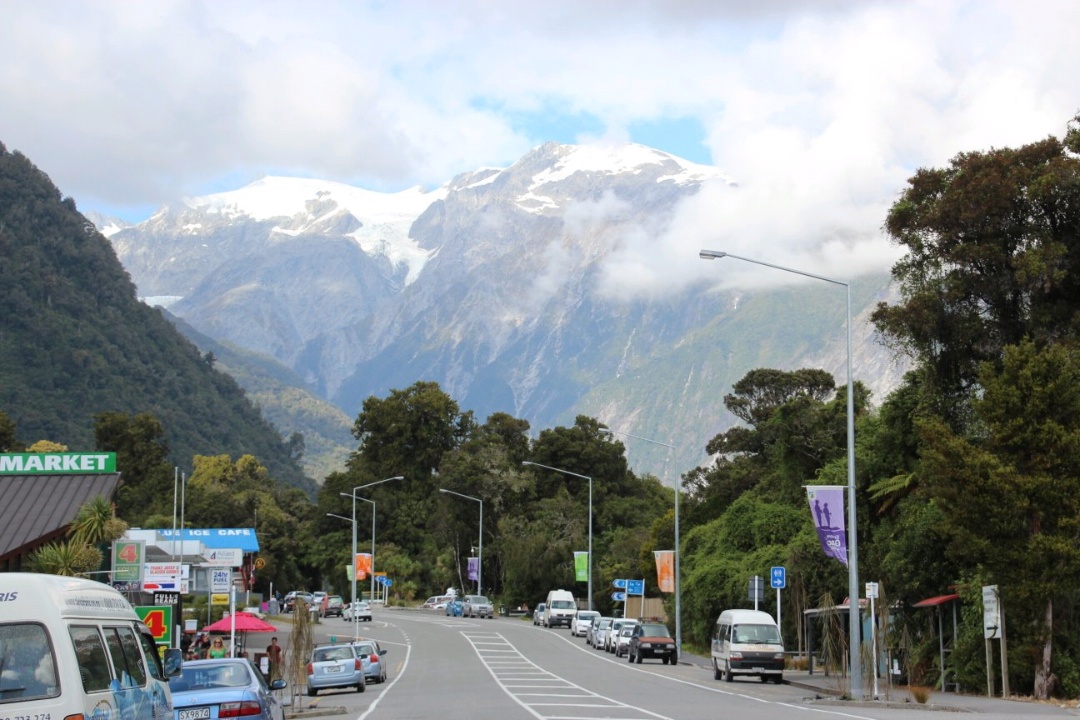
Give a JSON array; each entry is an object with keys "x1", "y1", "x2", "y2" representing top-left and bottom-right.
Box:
[{"x1": 0, "y1": 452, "x2": 117, "y2": 475}]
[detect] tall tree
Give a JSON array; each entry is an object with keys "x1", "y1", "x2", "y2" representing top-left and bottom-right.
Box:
[
  {"x1": 919, "y1": 340, "x2": 1080, "y2": 698},
  {"x1": 872, "y1": 114, "x2": 1080, "y2": 428}
]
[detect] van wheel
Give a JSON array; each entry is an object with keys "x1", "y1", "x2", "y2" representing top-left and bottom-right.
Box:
[
  {"x1": 724, "y1": 662, "x2": 733, "y2": 682},
  {"x1": 671, "y1": 651, "x2": 677, "y2": 665},
  {"x1": 713, "y1": 659, "x2": 722, "y2": 680}
]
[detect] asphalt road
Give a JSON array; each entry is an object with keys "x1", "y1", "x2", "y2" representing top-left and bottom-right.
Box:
[{"x1": 279, "y1": 608, "x2": 1079, "y2": 720}]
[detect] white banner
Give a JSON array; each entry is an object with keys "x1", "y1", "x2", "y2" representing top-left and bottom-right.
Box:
[
  {"x1": 204, "y1": 548, "x2": 243, "y2": 566},
  {"x1": 211, "y1": 568, "x2": 233, "y2": 593}
]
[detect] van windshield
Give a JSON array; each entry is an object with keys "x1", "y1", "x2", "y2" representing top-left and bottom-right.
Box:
[
  {"x1": 733, "y1": 623, "x2": 782, "y2": 644},
  {"x1": 0, "y1": 623, "x2": 59, "y2": 701},
  {"x1": 550, "y1": 601, "x2": 575, "y2": 609}
]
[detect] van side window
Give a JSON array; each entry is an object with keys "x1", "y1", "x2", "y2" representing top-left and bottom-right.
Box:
[
  {"x1": 0, "y1": 622, "x2": 59, "y2": 701},
  {"x1": 137, "y1": 628, "x2": 165, "y2": 681},
  {"x1": 69, "y1": 625, "x2": 113, "y2": 692},
  {"x1": 104, "y1": 626, "x2": 147, "y2": 687}
]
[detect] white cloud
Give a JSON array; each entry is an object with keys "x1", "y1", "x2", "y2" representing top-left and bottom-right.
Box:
[{"x1": 2, "y1": 0, "x2": 1079, "y2": 295}]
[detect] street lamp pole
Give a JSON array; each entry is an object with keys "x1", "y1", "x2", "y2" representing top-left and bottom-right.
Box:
[
  {"x1": 439, "y1": 489, "x2": 483, "y2": 593},
  {"x1": 521, "y1": 461, "x2": 593, "y2": 611},
  {"x1": 325, "y1": 512, "x2": 357, "y2": 636},
  {"x1": 599, "y1": 428, "x2": 681, "y2": 656},
  {"x1": 699, "y1": 248, "x2": 861, "y2": 699},
  {"x1": 340, "y1": 475, "x2": 403, "y2": 636}
]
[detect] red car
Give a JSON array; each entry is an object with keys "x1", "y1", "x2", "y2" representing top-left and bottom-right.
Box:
[{"x1": 628, "y1": 622, "x2": 677, "y2": 665}]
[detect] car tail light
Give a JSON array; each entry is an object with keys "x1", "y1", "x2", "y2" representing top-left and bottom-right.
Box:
[
  {"x1": 368, "y1": 653, "x2": 379, "y2": 663},
  {"x1": 355, "y1": 659, "x2": 362, "y2": 670},
  {"x1": 306, "y1": 662, "x2": 313, "y2": 674},
  {"x1": 219, "y1": 702, "x2": 262, "y2": 717}
]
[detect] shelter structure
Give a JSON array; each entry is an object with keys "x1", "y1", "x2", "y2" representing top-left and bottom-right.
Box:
[{"x1": 912, "y1": 592, "x2": 961, "y2": 692}]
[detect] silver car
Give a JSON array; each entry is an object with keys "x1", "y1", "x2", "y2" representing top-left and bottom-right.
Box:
[
  {"x1": 572, "y1": 611, "x2": 599, "y2": 637},
  {"x1": 352, "y1": 640, "x2": 389, "y2": 684},
  {"x1": 607, "y1": 619, "x2": 638, "y2": 652},
  {"x1": 306, "y1": 643, "x2": 367, "y2": 695},
  {"x1": 462, "y1": 594, "x2": 493, "y2": 619}
]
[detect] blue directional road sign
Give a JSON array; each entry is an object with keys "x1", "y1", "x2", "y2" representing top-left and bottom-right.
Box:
[
  {"x1": 611, "y1": 591, "x2": 627, "y2": 602},
  {"x1": 385, "y1": 578, "x2": 393, "y2": 587},
  {"x1": 771, "y1": 566, "x2": 786, "y2": 589},
  {"x1": 626, "y1": 579, "x2": 645, "y2": 595},
  {"x1": 612, "y1": 579, "x2": 628, "y2": 589}
]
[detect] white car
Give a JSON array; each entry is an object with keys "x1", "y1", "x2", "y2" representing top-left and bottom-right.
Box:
[
  {"x1": 571, "y1": 611, "x2": 599, "y2": 637},
  {"x1": 607, "y1": 619, "x2": 638, "y2": 652},
  {"x1": 344, "y1": 601, "x2": 372, "y2": 622},
  {"x1": 615, "y1": 625, "x2": 634, "y2": 657}
]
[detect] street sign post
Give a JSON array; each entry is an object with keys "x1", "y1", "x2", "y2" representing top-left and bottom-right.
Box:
[
  {"x1": 611, "y1": 591, "x2": 626, "y2": 602},
  {"x1": 771, "y1": 567, "x2": 786, "y2": 640}
]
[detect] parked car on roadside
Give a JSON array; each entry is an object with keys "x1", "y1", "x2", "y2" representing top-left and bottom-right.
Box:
[
  {"x1": 343, "y1": 601, "x2": 372, "y2": 622},
  {"x1": 532, "y1": 603, "x2": 546, "y2": 625},
  {"x1": 628, "y1": 622, "x2": 678, "y2": 665},
  {"x1": 170, "y1": 658, "x2": 287, "y2": 720},
  {"x1": 571, "y1": 610, "x2": 599, "y2": 637},
  {"x1": 283, "y1": 591, "x2": 313, "y2": 613},
  {"x1": 462, "y1": 594, "x2": 494, "y2": 619},
  {"x1": 306, "y1": 643, "x2": 367, "y2": 695},
  {"x1": 586, "y1": 616, "x2": 612, "y2": 647},
  {"x1": 592, "y1": 616, "x2": 615, "y2": 650},
  {"x1": 606, "y1": 618, "x2": 638, "y2": 652},
  {"x1": 352, "y1": 640, "x2": 389, "y2": 684},
  {"x1": 322, "y1": 595, "x2": 344, "y2": 617},
  {"x1": 615, "y1": 625, "x2": 634, "y2": 658}
]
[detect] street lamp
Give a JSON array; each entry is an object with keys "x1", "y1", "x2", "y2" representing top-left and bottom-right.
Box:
[
  {"x1": 439, "y1": 489, "x2": 483, "y2": 593},
  {"x1": 699, "y1": 248, "x2": 861, "y2": 699},
  {"x1": 326, "y1": 511, "x2": 358, "y2": 635},
  {"x1": 340, "y1": 475, "x2": 403, "y2": 637},
  {"x1": 521, "y1": 461, "x2": 593, "y2": 611},
  {"x1": 599, "y1": 428, "x2": 681, "y2": 655}
]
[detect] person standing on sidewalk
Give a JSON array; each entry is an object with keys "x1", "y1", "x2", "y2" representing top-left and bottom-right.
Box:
[{"x1": 266, "y1": 637, "x2": 283, "y2": 681}]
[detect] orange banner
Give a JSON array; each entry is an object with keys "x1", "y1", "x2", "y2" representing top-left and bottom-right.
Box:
[
  {"x1": 355, "y1": 553, "x2": 372, "y2": 580},
  {"x1": 654, "y1": 550, "x2": 674, "y2": 593}
]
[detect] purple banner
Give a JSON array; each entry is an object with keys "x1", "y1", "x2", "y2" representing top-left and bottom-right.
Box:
[
  {"x1": 806, "y1": 486, "x2": 848, "y2": 566},
  {"x1": 467, "y1": 556, "x2": 479, "y2": 581}
]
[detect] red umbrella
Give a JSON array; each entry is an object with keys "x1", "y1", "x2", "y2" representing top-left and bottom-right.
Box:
[{"x1": 203, "y1": 611, "x2": 278, "y2": 633}]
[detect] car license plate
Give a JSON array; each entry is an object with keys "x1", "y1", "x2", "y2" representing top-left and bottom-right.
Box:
[
  {"x1": 325, "y1": 665, "x2": 343, "y2": 673},
  {"x1": 752, "y1": 667, "x2": 765, "y2": 671},
  {"x1": 179, "y1": 708, "x2": 210, "y2": 720}
]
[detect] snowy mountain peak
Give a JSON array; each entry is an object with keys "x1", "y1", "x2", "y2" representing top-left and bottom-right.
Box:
[
  {"x1": 530, "y1": 141, "x2": 729, "y2": 188},
  {"x1": 184, "y1": 176, "x2": 446, "y2": 224}
]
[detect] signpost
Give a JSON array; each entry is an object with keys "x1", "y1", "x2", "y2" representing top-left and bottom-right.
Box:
[
  {"x1": 748, "y1": 576, "x2": 764, "y2": 611},
  {"x1": 866, "y1": 582, "x2": 879, "y2": 698},
  {"x1": 112, "y1": 540, "x2": 144, "y2": 584},
  {"x1": 983, "y1": 585, "x2": 1009, "y2": 697},
  {"x1": 136, "y1": 605, "x2": 173, "y2": 646},
  {"x1": 771, "y1": 566, "x2": 786, "y2": 640}
]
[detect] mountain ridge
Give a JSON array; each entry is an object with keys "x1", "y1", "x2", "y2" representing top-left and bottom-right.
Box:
[{"x1": 105, "y1": 140, "x2": 906, "y2": 479}]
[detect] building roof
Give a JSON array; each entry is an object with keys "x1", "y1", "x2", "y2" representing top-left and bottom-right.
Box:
[
  {"x1": 913, "y1": 593, "x2": 961, "y2": 608},
  {"x1": 0, "y1": 473, "x2": 122, "y2": 565}
]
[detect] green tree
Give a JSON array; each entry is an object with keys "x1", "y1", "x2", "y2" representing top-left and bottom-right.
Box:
[
  {"x1": 872, "y1": 114, "x2": 1080, "y2": 429},
  {"x1": 919, "y1": 340, "x2": 1080, "y2": 698},
  {"x1": 0, "y1": 411, "x2": 23, "y2": 451},
  {"x1": 95, "y1": 411, "x2": 175, "y2": 526}
]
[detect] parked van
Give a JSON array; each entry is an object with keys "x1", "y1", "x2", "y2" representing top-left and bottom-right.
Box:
[
  {"x1": 0, "y1": 573, "x2": 183, "y2": 720},
  {"x1": 542, "y1": 589, "x2": 576, "y2": 628},
  {"x1": 711, "y1": 609, "x2": 784, "y2": 683}
]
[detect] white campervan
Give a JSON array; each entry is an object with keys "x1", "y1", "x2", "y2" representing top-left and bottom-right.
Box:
[
  {"x1": 711, "y1": 609, "x2": 785, "y2": 683},
  {"x1": 542, "y1": 589, "x2": 576, "y2": 628},
  {"x1": 0, "y1": 573, "x2": 182, "y2": 720}
]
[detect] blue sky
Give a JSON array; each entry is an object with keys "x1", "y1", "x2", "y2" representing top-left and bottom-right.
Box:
[{"x1": 1, "y1": 0, "x2": 1079, "y2": 284}]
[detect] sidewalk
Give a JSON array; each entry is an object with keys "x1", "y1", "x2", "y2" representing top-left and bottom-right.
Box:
[{"x1": 679, "y1": 651, "x2": 1080, "y2": 715}]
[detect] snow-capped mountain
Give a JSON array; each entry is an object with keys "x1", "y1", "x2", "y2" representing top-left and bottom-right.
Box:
[{"x1": 107, "y1": 141, "x2": 902, "y2": 477}]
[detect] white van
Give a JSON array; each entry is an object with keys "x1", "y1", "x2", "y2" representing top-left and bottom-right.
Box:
[
  {"x1": 542, "y1": 589, "x2": 576, "y2": 628},
  {"x1": 0, "y1": 573, "x2": 183, "y2": 720},
  {"x1": 711, "y1": 609, "x2": 785, "y2": 683}
]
